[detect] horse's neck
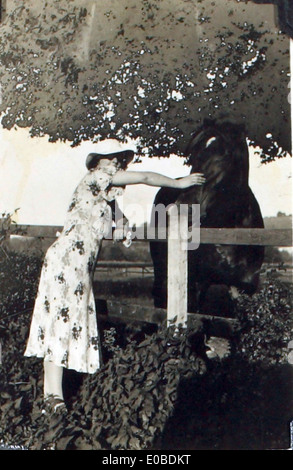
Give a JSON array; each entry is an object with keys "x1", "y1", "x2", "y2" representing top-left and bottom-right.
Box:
[
  {"x1": 190, "y1": 158, "x2": 248, "y2": 189},
  {"x1": 190, "y1": 162, "x2": 230, "y2": 188}
]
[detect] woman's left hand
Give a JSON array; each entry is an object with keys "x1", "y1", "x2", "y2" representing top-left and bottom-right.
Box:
[
  {"x1": 113, "y1": 228, "x2": 125, "y2": 241},
  {"x1": 113, "y1": 221, "x2": 130, "y2": 242},
  {"x1": 177, "y1": 173, "x2": 206, "y2": 189}
]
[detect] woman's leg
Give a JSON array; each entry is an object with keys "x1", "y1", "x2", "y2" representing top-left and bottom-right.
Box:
[{"x1": 43, "y1": 360, "x2": 64, "y2": 400}]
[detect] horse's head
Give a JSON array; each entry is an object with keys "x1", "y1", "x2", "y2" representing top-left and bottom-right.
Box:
[{"x1": 185, "y1": 119, "x2": 249, "y2": 186}]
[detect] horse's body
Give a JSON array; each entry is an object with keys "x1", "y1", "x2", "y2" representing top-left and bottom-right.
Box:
[{"x1": 150, "y1": 120, "x2": 264, "y2": 316}]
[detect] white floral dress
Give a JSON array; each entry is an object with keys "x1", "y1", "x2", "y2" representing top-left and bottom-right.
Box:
[{"x1": 24, "y1": 162, "x2": 124, "y2": 374}]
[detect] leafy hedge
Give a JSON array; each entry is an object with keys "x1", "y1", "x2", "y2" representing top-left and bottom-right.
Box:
[
  {"x1": 236, "y1": 276, "x2": 293, "y2": 365},
  {"x1": 0, "y1": 251, "x2": 292, "y2": 450},
  {"x1": 82, "y1": 325, "x2": 207, "y2": 450},
  {"x1": 0, "y1": 315, "x2": 207, "y2": 450},
  {"x1": 0, "y1": 252, "x2": 42, "y2": 317},
  {"x1": 0, "y1": 250, "x2": 208, "y2": 450}
]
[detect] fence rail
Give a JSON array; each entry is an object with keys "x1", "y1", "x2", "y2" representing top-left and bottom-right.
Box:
[
  {"x1": 8, "y1": 224, "x2": 293, "y2": 246},
  {"x1": 4, "y1": 221, "x2": 293, "y2": 328}
]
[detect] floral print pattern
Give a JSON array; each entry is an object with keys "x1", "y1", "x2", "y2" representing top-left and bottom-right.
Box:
[{"x1": 24, "y1": 162, "x2": 124, "y2": 374}]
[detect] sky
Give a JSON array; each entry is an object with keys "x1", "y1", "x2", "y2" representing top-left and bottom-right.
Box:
[{"x1": 0, "y1": 126, "x2": 292, "y2": 228}]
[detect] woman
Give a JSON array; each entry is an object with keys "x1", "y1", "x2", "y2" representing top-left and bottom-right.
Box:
[{"x1": 24, "y1": 149, "x2": 205, "y2": 415}]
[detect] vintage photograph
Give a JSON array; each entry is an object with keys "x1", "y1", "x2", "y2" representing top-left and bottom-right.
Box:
[{"x1": 0, "y1": 0, "x2": 292, "y2": 451}]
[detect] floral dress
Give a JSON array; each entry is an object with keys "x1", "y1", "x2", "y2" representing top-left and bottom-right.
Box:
[{"x1": 24, "y1": 162, "x2": 124, "y2": 374}]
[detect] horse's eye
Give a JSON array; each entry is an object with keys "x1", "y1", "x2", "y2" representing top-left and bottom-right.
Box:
[{"x1": 206, "y1": 137, "x2": 217, "y2": 148}]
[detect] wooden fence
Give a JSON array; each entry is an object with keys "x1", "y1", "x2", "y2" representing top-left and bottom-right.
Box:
[
  {"x1": 5, "y1": 216, "x2": 292, "y2": 330},
  {"x1": 7, "y1": 223, "x2": 293, "y2": 247}
]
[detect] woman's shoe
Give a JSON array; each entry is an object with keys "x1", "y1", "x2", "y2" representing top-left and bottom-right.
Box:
[{"x1": 42, "y1": 394, "x2": 68, "y2": 417}]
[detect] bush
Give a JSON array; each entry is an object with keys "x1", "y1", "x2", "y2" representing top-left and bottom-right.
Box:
[
  {"x1": 82, "y1": 324, "x2": 207, "y2": 450},
  {"x1": 235, "y1": 277, "x2": 293, "y2": 365},
  {"x1": 0, "y1": 251, "x2": 292, "y2": 450},
  {"x1": 0, "y1": 318, "x2": 207, "y2": 450},
  {"x1": 0, "y1": 250, "x2": 43, "y2": 317}
]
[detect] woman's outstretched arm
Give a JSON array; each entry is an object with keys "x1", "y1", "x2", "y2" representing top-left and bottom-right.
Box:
[{"x1": 112, "y1": 171, "x2": 205, "y2": 189}]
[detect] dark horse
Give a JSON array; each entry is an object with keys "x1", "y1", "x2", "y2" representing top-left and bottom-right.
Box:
[{"x1": 150, "y1": 119, "x2": 265, "y2": 316}]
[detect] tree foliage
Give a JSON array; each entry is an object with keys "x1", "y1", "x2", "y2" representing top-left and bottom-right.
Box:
[{"x1": 0, "y1": 0, "x2": 291, "y2": 160}]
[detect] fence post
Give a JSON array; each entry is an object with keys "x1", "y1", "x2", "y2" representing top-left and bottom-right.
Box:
[{"x1": 167, "y1": 204, "x2": 188, "y2": 327}]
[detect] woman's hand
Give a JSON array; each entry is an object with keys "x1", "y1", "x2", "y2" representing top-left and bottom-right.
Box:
[
  {"x1": 177, "y1": 173, "x2": 206, "y2": 189},
  {"x1": 113, "y1": 228, "x2": 125, "y2": 242},
  {"x1": 113, "y1": 220, "x2": 130, "y2": 242}
]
